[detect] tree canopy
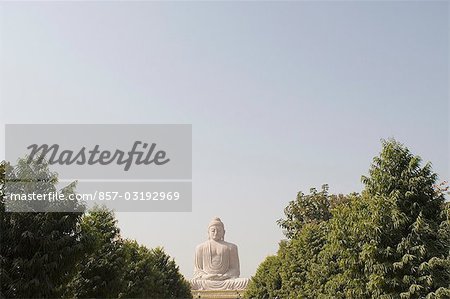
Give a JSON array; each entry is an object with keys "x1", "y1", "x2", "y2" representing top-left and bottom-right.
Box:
[
  {"x1": 0, "y1": 159, "x2": 192, "y2": 298},
  {"x1": 246, "y1": 139, "x2": 450, "y2": 299}
]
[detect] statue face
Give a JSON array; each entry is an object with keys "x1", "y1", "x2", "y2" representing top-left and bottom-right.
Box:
[{"x1": 208, "y1": 225, "x2": 224, "y2": 241}]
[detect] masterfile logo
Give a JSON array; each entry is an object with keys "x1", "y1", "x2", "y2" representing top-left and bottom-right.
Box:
[
  {"x1": 4, "y1": 124, "x2": 192, "y2": 212},
  {"x1": 6, "y1": 124, "x2": 191, "y2": 180},
  {"x1": 27, "y1": 141, "x2": 170, "y2": 171}
]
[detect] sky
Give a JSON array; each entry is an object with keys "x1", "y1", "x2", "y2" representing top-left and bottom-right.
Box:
[{"x1": 0, "y1": 1, "x2": 448, "y2": 279}]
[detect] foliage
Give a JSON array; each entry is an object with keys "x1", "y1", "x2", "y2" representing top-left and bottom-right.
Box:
[
  {"x1": 119, "y1": 240, "x2": 192, "y2": 298},
  {"x1": 246, "y1": 139, "x2": 450, "y2": 299},
  {"x1": 0, "y1": 159, "x2": 84, "y2": 298},
  {"x1": 144, "y1": 246, "x2": 192, "y2": 299},
  {"x1": 277, "y1": 184, "x2": 332, "y2": 239},
  {"x1": 358, "y1": 139, "x2": 449, "y2": 298},
  {"x1": 1, "y1": 159, "x2": 192, "y2": 298},
  {"x1": 66, "y1": 207, "x2": 193, "y2": 299},
  {"x1": 66, "y1": 206, "x2": 127, "y2": 298},
  {"x1": 245, "y1": 253, "x2": 282, "y2": 299}
]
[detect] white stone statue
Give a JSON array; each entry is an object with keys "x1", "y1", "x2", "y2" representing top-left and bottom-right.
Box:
[{"x1": 190, "y1": 217, "x2": 249, "y2": 290}]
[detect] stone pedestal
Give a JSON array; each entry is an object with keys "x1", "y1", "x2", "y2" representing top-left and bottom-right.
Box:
[{"x1": 191, "y1": 289, "x2": 246, "y2": 299}]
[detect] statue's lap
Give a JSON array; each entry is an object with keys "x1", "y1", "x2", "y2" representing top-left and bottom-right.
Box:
[{"x1": 190, "y1": 278, "x2": 249, "y2": 291}]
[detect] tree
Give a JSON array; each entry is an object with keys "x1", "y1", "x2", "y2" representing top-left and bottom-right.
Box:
[
  {"x1": 277, "y1": 184, "x2": 332, "y2": 239},
  {"x1": 246, "y1": 139, "x2": 450, "y2": 299},
  {"x1": 66, "y1": 206, "x2": 127, "y2": 298},
  {"x1": 1, "y1": 159, "x2": 192, "y2": 298},
  {"x1": 246, "y1": 187, "x2": 346, "y2": 298},
  {"x1": 245, "y1": 254, "x2": 282, "y2": 299},
  {"x1": 147, "y1": 247, "x2": 192, "y2": 299},
  {"x1": 317, "y1": 193, "x2": 372, "y2": 298},
  {"x1": 0, "y1": 159, "x2": 84, "y2": 298},
  {"x1": 120, "y1": 241, "x2": 192, "y2": 299},
  {"x1": 359, "y1": 139, "x2": 449, "y2": 298},
  {"x1": 120, "y1": 240, "x2": 159, "y2": 298},
  {"x1": 67, "y1": 206, "x2": 192, "y2": 299},
  {"x1": 311, "y1": 140, "x2": 450, "y2": 298}
]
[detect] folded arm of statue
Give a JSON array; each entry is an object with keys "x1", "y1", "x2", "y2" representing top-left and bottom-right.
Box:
[
  {"x1": 217, "y1": 272, "x2": 238, "y2": 280},
  {"x1": 204, "y1": 273, "x2": 229, "y2": 281},
  {"x1": 192, "y1": 269, "x2": 208, "y2": 280}
]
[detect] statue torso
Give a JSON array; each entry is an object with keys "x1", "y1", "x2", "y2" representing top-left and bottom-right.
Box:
[{"x1": 199, "y1": 240, "x2": 232, "y2": 274}]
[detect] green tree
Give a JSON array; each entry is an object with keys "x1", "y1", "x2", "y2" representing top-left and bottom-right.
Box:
[
  {"x1": 0, "y1": 159, "x2": 84, "y2": 298},
  {"x1": 1, "y1": 159, "x2": 192, "y2": 298},
  {"x1": 316, "y1": 140, "x2": 450, "y2": 298},
  {"x1": 67, "y1": 206, "x2": 192, "y2": 299},
  {"x1": 318, "y1": 193, "x2": 371, "y2": 298},
  {"x1": 278, "y1": 222, "x2": 329, "y2": 298},
  {"x1": 426, "y1": 201, "x2": 450, "y2": 298},
  {"x1": 359, "y1": 139, "x2": 449, "y2": 298},
  {"x1": 246, "y1": 139, "x2": 450, "y2": 299},
  {"x1": 277, "y1": 185, "x2": 332, "y2": 239},
  {"x1": 66, "y1": 206, "x2": 127, "y2": 298},
  {"x1": 120, "y1": 241, "x2": 192, "y2": 299},
  {"x1": 245, "y1": 254, "x2": 282, "y2": 299},
  {"x1": 148, "y1": 247, "x2": 192, "y2": 299},
  {"x1": 120, "y1": 240, "x2": 160, "y2": 298},
  {"x1": 246, "y1": 186, "x2": 345, "y2": 298}
]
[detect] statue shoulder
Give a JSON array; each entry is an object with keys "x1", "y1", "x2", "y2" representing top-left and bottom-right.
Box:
[
  {"x1": 195, "y1": 240, "x2": 209, "y2": 251},
  {"x1": 222, "y1": 240, "x2": 238, "y2": 250}
]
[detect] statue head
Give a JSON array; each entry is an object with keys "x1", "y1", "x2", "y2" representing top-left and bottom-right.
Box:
[{"x1": 208, "y1": 217, "x2": 225, "y2": 241}]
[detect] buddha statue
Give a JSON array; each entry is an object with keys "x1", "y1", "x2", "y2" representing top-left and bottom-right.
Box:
[{"x1": 190, "y1": 217, "x2": 249, "y2": 290}]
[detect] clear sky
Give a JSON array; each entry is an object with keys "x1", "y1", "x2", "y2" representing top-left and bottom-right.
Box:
[{"x1": 0, "y1": 1, "x2": 448, "y2": 279}]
